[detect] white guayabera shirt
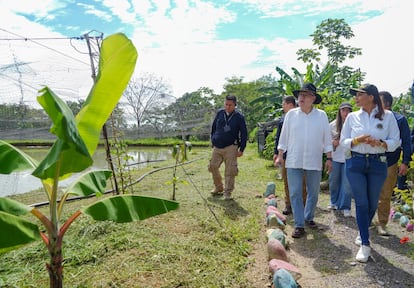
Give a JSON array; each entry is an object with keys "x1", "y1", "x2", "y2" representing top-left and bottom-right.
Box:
[{"x1": 278, "y1": 107, "x2": 333, "y2": 171}]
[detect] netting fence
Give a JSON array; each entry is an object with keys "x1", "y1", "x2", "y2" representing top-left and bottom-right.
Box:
[{"x1": 0, "y1": 28, "x2": 214, "y2": 142}]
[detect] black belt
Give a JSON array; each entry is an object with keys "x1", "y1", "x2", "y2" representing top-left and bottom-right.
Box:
[{"x1": 351, "y1": 151, "x2": 386, "y2": 159}]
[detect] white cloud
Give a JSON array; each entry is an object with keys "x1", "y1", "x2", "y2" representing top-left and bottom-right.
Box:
[
  {"x1": 102, "y1": 0, "x2": 136, "y2": 24},
  {"x1": 346, "y1": 0, "x2": 414, "y2": 95},
  {"x1": 77, "y1": 3, "x2": 113, "y2": 22},
  {"x1": 1, "y1": 0, "x2": 413, "y2": 107},
  {"x1": 0, "y1": 0, "x2": 64, "y2": 18}
]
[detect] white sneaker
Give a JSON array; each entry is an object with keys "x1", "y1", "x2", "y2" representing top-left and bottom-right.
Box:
[
  {"x1": 354, "y1": 235, "x2": 362, "y2": 246},
  {"x1": 356, "y1": 245, "x2": 371, "y2": 263},
  {"x1": 343, "y1": 209, "x2": 351, "y2": 217}
]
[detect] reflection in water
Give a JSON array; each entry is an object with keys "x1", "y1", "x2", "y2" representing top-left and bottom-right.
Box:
[{"x1": 0, "y1": 147, "x2": 172, "y2": 197}]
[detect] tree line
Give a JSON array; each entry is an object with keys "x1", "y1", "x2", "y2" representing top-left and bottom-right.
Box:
[{"x1": 0, "y1": 19, "x2": 412, "y2": 143}]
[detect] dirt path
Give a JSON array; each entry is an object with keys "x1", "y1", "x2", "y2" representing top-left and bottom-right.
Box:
[{"x1": 247, "y1": 190, "x2": 414, "y2": 288}]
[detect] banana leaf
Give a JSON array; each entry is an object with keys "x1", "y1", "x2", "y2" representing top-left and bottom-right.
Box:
[
  {"x1": 83, "y1": 195, "x2": 179, "y2": 223},
  {"x1": 0, "y1": 140, "x2": 38, "y2": 174}
]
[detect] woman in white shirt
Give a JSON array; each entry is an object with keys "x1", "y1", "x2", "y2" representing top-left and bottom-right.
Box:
[{"x1": 340, "y1": 84, "x2": 400, "y2": 263}]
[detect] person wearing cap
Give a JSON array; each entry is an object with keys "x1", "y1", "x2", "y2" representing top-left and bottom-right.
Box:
[
  {"x1": 328, "y1": 103, "x2": 353, "y2": 217},
  {"x1": 273, "y1": 96, "x2": 307, "y2": 215},
  {"x1": 340, "y1": 84, "x2": 400, "y2": 263},
  {"x1": 376, "y1": 91, "x2": 411, "y2": 236},
  {"x1": 275, "y1": 83, "x2": 333, "y2": 239},
  {"x1": 209, "y1": 94, "x2": 248, "y2": 200}
]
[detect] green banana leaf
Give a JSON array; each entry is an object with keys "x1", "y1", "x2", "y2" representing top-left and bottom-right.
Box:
[
  {"x1": 32, "y1": 33, "x2": 137, "y2": 180},
  {"x1": 83, "y1": 195, "x2": 179, "y2": 223},
  {"x1": 64, "y1": 169, "x2": 112, "y2": 197},
  {"x1": 32, "y1": 87, "x2": 92, "y2": 179},
  {"x1": 77, "y1": 33, "x2": 138, "y2": 156},
  {"x1": 0, "y1": 140, "x2": 38, "y2": 174},
  {"x1": 0, "y1": 197, "x2": 32, "y2": 216},
  {"x1": 0, "y1": 211, "x2": 40, "y2": 251}
]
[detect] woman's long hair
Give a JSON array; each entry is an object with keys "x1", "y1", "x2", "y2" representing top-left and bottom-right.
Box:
[
  {"x1": 371, "y1": 88, "x2": 385, "y2": 120},
  {"x1": 335, "y1": 108, "x2": 344, "y2": 137}
]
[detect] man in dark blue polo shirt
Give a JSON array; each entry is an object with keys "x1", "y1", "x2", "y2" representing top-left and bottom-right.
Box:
[
  {"x1": 209, "y1": 94, "x2": 247, "y2": 200},
  {"x1": 377, "y1": 91, "x2": 412, "y2": 236}
]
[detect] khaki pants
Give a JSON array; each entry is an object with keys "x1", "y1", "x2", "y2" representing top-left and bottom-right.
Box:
[
  {"x1": 208, "y1": 145, "x2": 239, "y2": 194},
  {"x1": 377, "y1": 163, "x2": 398, "y2": 226},
  {"x1": 282, "y1": 163, "x2": 307, "y2": 208}
]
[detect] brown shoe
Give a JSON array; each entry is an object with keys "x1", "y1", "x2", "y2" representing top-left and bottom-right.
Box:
[
  {"x1": 210, "y1": 187, "x2": 223, "y2": 196},
  {"x1": 292, "y1": 227, "x2": 305, "y2": 238},
  {"x1": 377, "y1": 225, "x2": 390, "y2": 236},
  {"x1": 305, "y1": 220, "x2": 317, "y2": 229}
]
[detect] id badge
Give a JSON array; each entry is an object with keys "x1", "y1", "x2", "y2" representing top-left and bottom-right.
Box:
[{"x1": 224, "y1": 125, "x2": 231, "y2": 132}]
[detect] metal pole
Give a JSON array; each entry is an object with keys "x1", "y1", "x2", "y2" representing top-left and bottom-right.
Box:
[{"x1": 83, "y1": 31, "x2": 120, "y2": 195}]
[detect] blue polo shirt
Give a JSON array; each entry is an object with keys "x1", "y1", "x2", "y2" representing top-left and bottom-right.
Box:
[{"x1": 211, "y1": 109, "x2": 247, "y2": 152}]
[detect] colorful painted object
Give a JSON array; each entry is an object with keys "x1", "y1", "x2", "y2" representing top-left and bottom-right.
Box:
[
  {"x1": 399, "y1": 215, "x2": 409, "y2": 227},
  {"x1": 267, "y1": 238, "x2": 288, "y2": 261},
  {"x1": 272, "y1": 268, "x2": 298, "y2": 288},
  {"x1": 267, "y1": 228, "x2": 287, "y2": 248},
  {"x1": 400, "y1": 236, "x2": 410, "y2": 244},
  {"x1": 392, "y1": 211, "x2": 402, "y2": 221},
  {"x1": 264, "y1": 182, "x2": 276, "y2": 197},
  {"x1": 268, "y1": 259, "x2": 302, "y2": 280},
  {"x1": 267, "y1": 198, "x2": 277, "y2": 207},
  {"x1": 266, "y1": 213, "x2": 286, "y2": 230}
]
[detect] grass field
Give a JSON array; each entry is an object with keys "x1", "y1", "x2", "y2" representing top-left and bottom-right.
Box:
[{"x1": 0, "y1": 143, "x2": 276, "y2": 287}]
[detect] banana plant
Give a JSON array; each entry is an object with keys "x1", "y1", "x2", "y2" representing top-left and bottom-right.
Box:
[{"x1": 0, "y1": 33, "x2": 178, "y2": 288}]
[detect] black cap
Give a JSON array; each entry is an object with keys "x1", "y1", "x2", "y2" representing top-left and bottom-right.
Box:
[{"x1": 349, "y1": 84, "x2": 379, "y2": 97}]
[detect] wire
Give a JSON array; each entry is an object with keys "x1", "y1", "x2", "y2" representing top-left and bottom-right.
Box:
[
  {"x1": 70, "y1": 38, "x2": 89, "y2": 55},
  {"x1": 0, "y1": 73, "x2": 39, "y2": 91},
  {"x1": 0, "y1": 36, "x2": 84, "y2": 41},
  {"x1": 0, "y1": 28, "x2": 90, "y2": 66}
]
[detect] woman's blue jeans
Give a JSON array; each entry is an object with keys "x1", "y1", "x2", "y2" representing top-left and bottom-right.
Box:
[
  {"x1": 329, "y1": 161, "x2": 352, "y2": 210},
  {"x1": 287, "y1": 168, "x2": 322, "y2": 228},
  {"x1": 346, "y1": 154, "x2": 387, "y2": 246}
]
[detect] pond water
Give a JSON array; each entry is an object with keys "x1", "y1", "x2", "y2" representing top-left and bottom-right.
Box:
[{"x1": 0, "y1": 147, "x2": 172, "y2": 197}]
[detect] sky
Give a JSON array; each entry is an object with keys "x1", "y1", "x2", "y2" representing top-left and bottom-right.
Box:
[{"x1": 0, "y1": 0, "x2": 413, "y2": 107}]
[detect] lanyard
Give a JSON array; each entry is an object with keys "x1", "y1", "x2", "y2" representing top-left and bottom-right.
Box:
[{"x1": 224, "y1": 112, "x2": 235, "y2": 124}]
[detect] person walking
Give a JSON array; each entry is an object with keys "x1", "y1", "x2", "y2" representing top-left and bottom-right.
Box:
[
  {"x1": 340, "y1": 84, "x2": 400, "y2": 263},
  {"x1": 209, "y1": 94, "x2": 248, "y2": 200},
  {"x1": 273, "y1": 96, "x2": 307, "y2": 215},
  {"x1": 275, "y1": 83, "x2": 333, "y2": 238},
  {"x1": 376, "y1": 91, "x2": 411, "y2": 236},
  {"x1": 397, "y1": 125, "x2": 414, "y2": 190},
  {"x1": 328, "y1": 102, "x2": 353, "y2": 217}
]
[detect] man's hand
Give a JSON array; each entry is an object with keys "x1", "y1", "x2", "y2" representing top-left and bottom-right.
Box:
[
  {"x1": 274, "y1": 155, "x2": 284, "y2": 167},
  {"x1": 325, "y1": 159, "x2": 332, "y2": 174},
  {"x1": 237, "y1": 151, "x2": 243, "y2": 157},
  {"x1": 399, "y1": 163, "x2": 409, "y2": 176}
]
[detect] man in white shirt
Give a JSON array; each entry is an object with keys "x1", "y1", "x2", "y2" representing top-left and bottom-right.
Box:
[{"x1": 275, "y1": 83, "x2": 333, "y2": 238}]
